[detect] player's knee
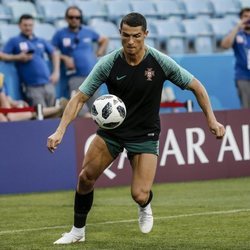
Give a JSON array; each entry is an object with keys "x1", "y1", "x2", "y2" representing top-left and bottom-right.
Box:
[
  {"x1": 78, "y1": 170, "x2": 95, "y2": 190},
  {"x1": 131, "y1": 189, "x2": 149, "y2": 206}
]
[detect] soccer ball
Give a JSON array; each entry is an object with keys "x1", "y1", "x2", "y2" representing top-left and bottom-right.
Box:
[{"x1": 91, "y1": 94, "x2": 126, "y2": 129}]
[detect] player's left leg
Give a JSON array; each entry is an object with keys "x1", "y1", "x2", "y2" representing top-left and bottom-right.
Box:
[{"x1": 130, "y1": 153, "x2": 158, "y2": 233}]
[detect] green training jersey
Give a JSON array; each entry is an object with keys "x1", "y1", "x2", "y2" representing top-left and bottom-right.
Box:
[{"x1": 79, "y1": 46, "x2": 193, "y2": 142}]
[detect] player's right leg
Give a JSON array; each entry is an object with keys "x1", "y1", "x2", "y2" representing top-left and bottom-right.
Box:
[{"x1": 54, "y1": 135, "x2": 115, "y2": 244}]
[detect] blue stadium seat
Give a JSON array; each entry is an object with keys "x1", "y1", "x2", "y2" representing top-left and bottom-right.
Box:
[
  {"x1": 129, "y1": 0, "x2": 159, "y2": 18},
  {"x1": 182, "y1": 18, "x2": 213, "y2": 41},
  {"x1": 54, "y1": 19, "x2": 67, "y2": 29},
  {"x1": 89, "y1": 19, "x2": 120, "y2": 38},
  {"x1": 239, "y1": 0, "x2": 250, "y2": 8},
  {"x1": 5, "y1": 1, "x2": 40, "y2": 22},
  {"x1": 150, "y1": 19, "x2": 187, "y2": 54},
  {"x1": 194, "y1": 36, "x2": 214, "y2": 54},
  {"x1": 75, "y1": 1, "x2": 107, "y2": 23},
  {"x1": 181, "y1": 0, "x2": 214, "y2": 19},
  {"x1": 89, "y1": 19, "x2": 120, "y2": 53},
  {"x1": 106, "y1": 40, "x2": 121, "y2": 53},
  {"x1": 105, "y1": 1, "x2": 131, "y2": 23},
  {"x1": 0, "y1": 23, "x2": 19, "y2": 46},
  {"x1": 210, "y1": 0, "x2": 241, "y2": 18},
  {"x1": 208, "y1": 18, "x2": 235, "y2": 44},
  {"x1": 37, "y1": 1, "x2": 67, "y2": 23},
  {"x1": 145, "y1": 37, "x2": 157, "y2": 49},
  {"x1": 150, "y1": 19, "x2": 186, "y2": 42},
  {"x1": 154, "y1": 0, "x2": 185, "y2": 19},
  {"x1": 34, "y1": 23, "x2": 56, "y2": 41},
  {"x1": 0, "y1": 4, "x2": 12, "y2": 23},
  {"x1": 167, "y1": 38, "x2": 186, "y2": 55}
]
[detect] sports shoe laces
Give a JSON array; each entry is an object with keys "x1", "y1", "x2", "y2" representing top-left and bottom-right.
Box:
[{"x1": 139, "y1": 206, "x2": 152, "y2": 222}]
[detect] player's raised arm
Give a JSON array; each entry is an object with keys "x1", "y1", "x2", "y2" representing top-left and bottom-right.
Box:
[
  {"x1": 47, "y1": 91, "x2": 89, "y2": 153},
  {"x1": 186, "y1": 77, "x2": 225, "y2": 139}
]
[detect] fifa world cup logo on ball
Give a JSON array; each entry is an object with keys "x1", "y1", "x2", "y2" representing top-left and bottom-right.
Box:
[{"x1": 91, "y1": 94, "x2": 126, "y2": 129}]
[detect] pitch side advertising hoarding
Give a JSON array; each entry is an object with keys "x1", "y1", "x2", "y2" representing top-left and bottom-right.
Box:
[
  {"x1": 0, "y1": 109, "x2": 249, "y2": 194},
  {"x1": 75, "y1": 110, "x2": 250, "y2": 187}
]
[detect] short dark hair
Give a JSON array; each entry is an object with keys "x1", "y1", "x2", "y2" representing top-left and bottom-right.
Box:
[
  {"x1": 239, "y1": 7, "x2": 250, "y2": 18},
  {"x1": 18, "y1": 14, "x2": 34, "y2": 24},
  {"x1": 120, "y1": 12, "x2": 147, "y2": 32}
]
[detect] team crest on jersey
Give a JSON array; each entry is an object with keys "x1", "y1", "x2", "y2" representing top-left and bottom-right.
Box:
[{"x1": 145, "y1": 68, "x2": 155, "y2": 81}]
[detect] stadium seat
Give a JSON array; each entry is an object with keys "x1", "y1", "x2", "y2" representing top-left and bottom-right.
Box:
[
  {"x1": 167, "y1": 38, "x2": 186, "y2": 55},
  {"x1": 89, "y1": 19, "x2": 119, "y2": 38},
  {"x1": 0, "y1": 4, "x2": 12, "y2": 23},
  {"x1": 5, "y1": 1, "x2": 40, "y2": 22},
  {"x1": 208, "y1": 18, "x2": 235, "y2": 44},
  {"x1": 210, "y1": 0, "x2": 241, "y2": 18},
  {"x1": 106, "y1": 39, "x2": 121, "y2": 53},
  {"x1": 105, "y1": 1, "x2": 131, "y2": 23},
  {"x1": 181, "y1": 0, "x2": 214, "y2": 19},
  {"x1": 194, "y1": 36, "x2": 214, "y2": 54},
  {"x1": 0, "y1": 23, "x2": 19, "y2": 46},
  {"x1": 75, "y1": 1, "x2": 107, "y2": 23},
  {"x1": 54, "y1": 19, "x2": 67, "y2": 29},
  {"x1": 34, "y1": 23, "x2": 56, "y2": 41},
  {"x1": 37, "y1": 0, "x2": 67, "y2": 23},
  {"x1": 239, "y1": 0, "x2": 250, "y2": 8},
  {"x1": 150, "y1": 19, "x2": 186, "y2": 42},
  {"x1": 182, "y1": 18, "x2": 214, "y2": 52},
  {"x1": 224, "y1": 15, "x2": 239, "y2": 26},
  {"x1": 153, "y1": 0, "x2": 185, "y2": 19},
  {"x1": 89, "y1": 19, "x2": 120, "y2": 53},
  {"x1": 129, "y1": 0, "x2": 159, "y2": 18},
  {"x1": 150, "y1": 19, "x2": 187, "y2": 54}
]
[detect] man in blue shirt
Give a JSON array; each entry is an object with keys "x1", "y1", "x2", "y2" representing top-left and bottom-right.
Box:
[
  {"x1": 2, "y1": 14, "x2": 60, "y2": 107},
  {"x1": 52, "y1": 6, "x2": 108, "y2": 117},
  {"x1": 221, "y1": 7, "x2": 250, "y2": 108}
]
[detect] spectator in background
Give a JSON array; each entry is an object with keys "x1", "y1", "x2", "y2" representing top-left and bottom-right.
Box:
[
  {"x1": 52, "y1": 6, "x2": 108, "y2": 117},
  {"x1": 1, "y1": 14, "x2": 60, "y2": 107},
  {"x1": 221, "y1": 7, "x2": 250, "y2": 109},
  {"x1": 0, "y1": 72, "x2": 68, "y2": 122}
]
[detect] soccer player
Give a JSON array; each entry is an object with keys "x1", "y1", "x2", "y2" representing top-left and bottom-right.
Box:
[{"x1": 47, "y1": 12, "x2": 225, "y2": 244}]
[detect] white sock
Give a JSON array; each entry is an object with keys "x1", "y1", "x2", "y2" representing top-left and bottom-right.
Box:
[{"x1": 70, "y1": 226, "x2": 85, "y2": 236}]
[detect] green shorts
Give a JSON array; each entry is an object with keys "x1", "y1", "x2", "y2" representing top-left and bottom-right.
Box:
[{"x1": 98, "y1": 132, "x2": 159, "y2": 160}]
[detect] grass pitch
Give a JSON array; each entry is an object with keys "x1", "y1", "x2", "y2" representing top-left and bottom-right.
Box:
[{"x1": 0, "y1": 177, "x2": 250, "y2": 250}]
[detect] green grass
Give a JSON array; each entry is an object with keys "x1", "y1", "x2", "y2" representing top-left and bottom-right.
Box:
[{"x1": 0, "y1": 177, "x2": 250, "y2": 250}]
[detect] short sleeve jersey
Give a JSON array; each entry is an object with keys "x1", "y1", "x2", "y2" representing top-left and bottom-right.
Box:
[
  {"x1": 3, "y1": 33, "x2": 54, "y2": 86},
  {"x1": 52, "y1": 26, "x2": 100, "y2": 76},
  {"x1": 79, "y1": 46, "x2": 194, "y2": 142}
]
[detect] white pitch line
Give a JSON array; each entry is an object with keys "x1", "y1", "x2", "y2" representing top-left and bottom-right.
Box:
[{"x1": 0, "y1": 208, "x2": 249, "y2": 236}]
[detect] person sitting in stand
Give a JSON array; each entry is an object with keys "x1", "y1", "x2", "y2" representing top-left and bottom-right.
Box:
[{"x1": 0, "y1": 72, "x2": 67, "y2": 122}]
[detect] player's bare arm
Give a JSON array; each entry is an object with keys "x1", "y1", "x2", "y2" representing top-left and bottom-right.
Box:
[
  {"x1": 47, "y1": 91, "x2": 89, "y2": 153},
  {"x1": 187, "y1": 78, "x2": 225, "y2": 139}
]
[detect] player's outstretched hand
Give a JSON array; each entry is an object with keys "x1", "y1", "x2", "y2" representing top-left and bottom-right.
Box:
[
  {"x1": 209, "y1": 121, "x2": 225, "y2": 139},
  {"x1": 47, "y1": 130, "x2": 64, "y2": 153}
]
